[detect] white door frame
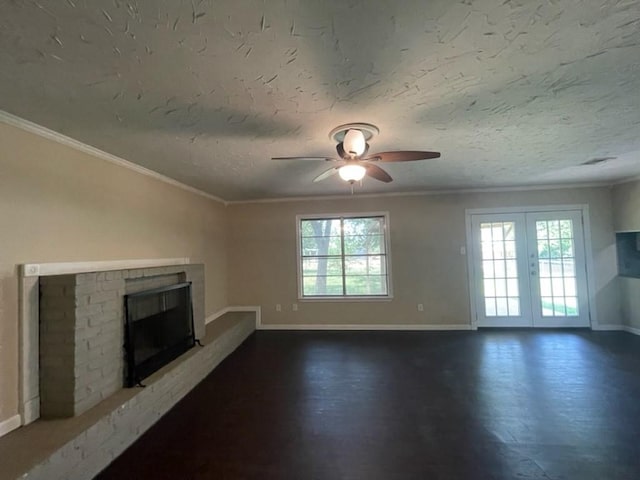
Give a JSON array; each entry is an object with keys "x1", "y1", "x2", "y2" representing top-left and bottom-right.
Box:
[{"x1": 465, "y1": 204, "x2": 598, "y2": 329}]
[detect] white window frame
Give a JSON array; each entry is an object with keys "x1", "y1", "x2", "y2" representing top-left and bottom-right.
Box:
[{"x1": 296, "y1": 212, "x2": 393, "y2": 301}]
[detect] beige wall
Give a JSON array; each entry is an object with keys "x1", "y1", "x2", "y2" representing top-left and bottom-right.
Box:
[
  {"x1": 228, "y1": 187, "x2": 618, "y2": 328},
  {"x1": 612, "y1": 179, "x2": 640, "y2": 232},
  {"x1": 0, "y1": 122, "x2": 228, "y2": 426},
  {"x1": 612, "y1": 179, "x2": 640, "y2": 329}
]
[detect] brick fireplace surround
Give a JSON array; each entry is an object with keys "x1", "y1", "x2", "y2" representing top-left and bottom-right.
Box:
[
  {"x1": 39, "y1": 264, "x2": 205, "y2": 418},
  {"x1": 0, "y1": 259, "x2": 256, "y2": 480}
]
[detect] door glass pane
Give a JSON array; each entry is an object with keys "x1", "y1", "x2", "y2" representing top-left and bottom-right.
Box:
[
  {"x1": 483, "y1": 260, "x2": 495, "y2": 278},
  {"x1": 506, "y1": 259, "x2": 518, "y2": 277},
  {"x1": 485, "y1": 298, "x2": 497, "y2": 316},
  {"x1": 507, "y1": 297, "x2": 520, "y2": 316},
  {"x1": 536, "y1": 219, "x2": 579, "y2": 317},
  {"x1": 539, "y1": 259, "x2": 551, "y2": 277},
  {"x1": 496, "y1": 297, "x2": 509, "y2": 316},
  {"x1": 479, "y1": 222, "x2": 520, "y2": 317}
]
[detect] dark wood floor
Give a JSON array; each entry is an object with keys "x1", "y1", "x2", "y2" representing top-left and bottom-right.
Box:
[{"x1": 96, "y1": 330, "x2": 640, "y2": 480}]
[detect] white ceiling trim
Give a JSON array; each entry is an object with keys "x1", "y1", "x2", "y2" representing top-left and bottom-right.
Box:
[
  {"x1": 612, "y1": 175, "x2": 640, "y2": 186},
  {"x1": 227, "y1": 182, "x2": 613, "y2": 205},
  {"x1": 0, "y1": 110, "x2": 226, "y2": 206}
]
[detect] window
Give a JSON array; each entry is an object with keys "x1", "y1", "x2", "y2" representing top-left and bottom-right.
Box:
[{"x1": 298, "y1": 214, "x2": 391, "y2": 298}]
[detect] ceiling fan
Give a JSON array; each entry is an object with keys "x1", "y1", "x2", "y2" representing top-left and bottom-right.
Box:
[{"x1": 272, "y1": 123, "x2": 441, "y2": 185}]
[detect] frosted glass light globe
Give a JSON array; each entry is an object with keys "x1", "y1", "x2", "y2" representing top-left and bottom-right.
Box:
[
  {"x1": 343, "y1": 129, "x2": 366, "y2": 156},
  {"x1": 338, "y1": 164, "x2": 366, "y2": 182}
]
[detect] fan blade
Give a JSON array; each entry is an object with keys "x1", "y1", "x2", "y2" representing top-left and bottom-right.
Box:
[
  {"x1": 272, "y1": 156, "x2": 337, "y2": 161},
  {"x1": 313, "y1": 167, "x2": 340, "y2": 182},
  {"x1": 365, "y1": 164, "x2": 393, "y2": 183},
  {"x1": 363, "y1": 151, "x2": 441, "y2": 162}
]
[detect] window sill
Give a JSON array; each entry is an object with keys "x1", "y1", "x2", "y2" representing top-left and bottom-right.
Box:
[{"x1": 298, "y1": 295, "x2": 393, "y2": 303}]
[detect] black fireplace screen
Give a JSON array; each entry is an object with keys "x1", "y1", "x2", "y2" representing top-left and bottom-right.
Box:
[{"x1": 124, "y1": 282, "x2": 195, "y2": 387}]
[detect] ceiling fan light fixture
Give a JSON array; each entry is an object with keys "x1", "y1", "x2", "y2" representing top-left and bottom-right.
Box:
[
  {"x1": 343, "y1": 129, "x2": 366, "y2": 156},
  {"x1": 338, "y1": 164, "x2": 366, "y2": 182}
]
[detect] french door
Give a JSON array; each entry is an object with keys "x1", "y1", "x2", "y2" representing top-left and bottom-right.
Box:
[{"x1": 470, "y1": 210, "x2": 590, "y2": 328}]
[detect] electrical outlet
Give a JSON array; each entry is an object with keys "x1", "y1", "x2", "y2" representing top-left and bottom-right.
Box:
[
  {"x1": 417, "y1": 303, "x2": 424, "y2": 312},
  {"x1": 292, "y1": 303, "x2": 298, "y2": 311},
  {"x1": 276, "y1": 304, "x2": 281, "y2": 312}
]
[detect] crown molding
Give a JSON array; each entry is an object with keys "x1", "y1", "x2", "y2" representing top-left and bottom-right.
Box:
[
  {"x1": 226, "y1": 181, "x2": 612, "y2": 205},
  {"x1": 612, "y1": 175, "x2": 640, "y2": 186},
  {"x1": 0, "y1": 110, "x2": 227, "y2": 206}
]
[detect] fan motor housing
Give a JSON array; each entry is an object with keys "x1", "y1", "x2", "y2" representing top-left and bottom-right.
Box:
[{"x1": 329, "y1": 123, "x2": 379, "y2": 143}]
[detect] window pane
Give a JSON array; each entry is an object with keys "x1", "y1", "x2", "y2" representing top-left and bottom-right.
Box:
[
  {"x1": 536, "y1": 221, "x2": 548, "y2": 239},
  {"x1": 484, "y1": 279, "x2": 496, "y2": 297},
  {"x1": 496, "y1": 298, "x2": 508, "y2": 316},
  {"x1": 553, "y1": 300, "x2": 566, "y2": 316},
  {"x1": 482, "y1": 260, "x2": 495, "y2": 278},
  {"x1": 507, "y1": 278, "x2": 519, "y2": 297},
  {"x1": 548, "y1": 221, "x2": 560, "y2": 239},
  {"x1": 563, "y1": 259, "x2": 575, "y2": 276},
  {"x1": 494, "y1": 260, "x2": 506, "y2": 278},
  {"x1": 301, "y1": 219, "x2": 341, "y2": 237},
  {"x1": 548, "y1": 239, "x2": 561, "y2": 259},
  {"x1": 538, "y1": 240, "x2": 550, "y2": 259},
  {"x1": 485, "y1": 298, "x2": 497, "y2": 316},
  {"x1": 503, "y1": 223, "x2": 515, "y2": 241},
  {"x1": 302, "y1": 257, "x2": 343, "y2": 277},
  {"x1": 344, "y1": 234, "x2": 385, "y2": 255},
  {"x1": 565, "y1": 297, "x2": 579, "y2": 316},
  {"x1": 495, "y1": 279, "x2": 507, "y2": 297},
  {"x1": 506, "y1": 259, "x2": 518, "y2": 277},
  {"x1": 560, "y1": 220, "x2": 573, "y2": 238},
  {"x1": 552, "y1": 277, "x2": 565, "y2": 297},
  {"x1": 564, "y1": 277, "x2": 576, "y2": 296},
  {"x1": 303, "y1": 276, "x2": 344, "y2": 296},
  {"x1": 343, "y1": 217, "x2": 385, "y2": 236},
  {"x1": 345, "y1": 275, "x2": 387, "y2": 295},
  {"x1": 504, "y1": 241, "x2": 516, "y2": 259},
  {"x1": 302, "y1": 236, "x2": 342, "y2": 256},
  {"x1": 507, "y1": 297, "x2": 520, "y2": 316},
  {"x1": 492, "y1": 224, "x2": 504, "y2": 241},
  {"x1": 344, "y1": 255, "x2": 386, "y2": 275},
  {"x1": 539, "y1": 259, "x2": 551, "y2": 277},
  {"x1": 481, "y1": 224, "x2": 493, "y2": 242},
  {"x1": 560, "y1": 238, "x2": 574, "y2": 258},
  {"x1": 541, "y1": 297, "x2": 554, "y2": 316},
  {"x1": 552, "y1": 259, "x2": 565, "y2": 278},
  {"x1": 482, "y1": 242, "x2": 494, "y2": 260},
  {"x1": 493, "y1": 242, "x2": 505, "y2": 259}
]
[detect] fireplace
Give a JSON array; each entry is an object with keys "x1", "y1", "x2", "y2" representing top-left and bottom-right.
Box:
[
  {"x1": 33, "y1": 263, "x2": 205, "y2": 419},
  {"x1": 124, "y1": 282, "x2": 196, "y2": 387}
]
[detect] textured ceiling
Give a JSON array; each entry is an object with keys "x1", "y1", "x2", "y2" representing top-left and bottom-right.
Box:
[{"x1": 1, "y1": 0, "x2": 639, "y2": 201}]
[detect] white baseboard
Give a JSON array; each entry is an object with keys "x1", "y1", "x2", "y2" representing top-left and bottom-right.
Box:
[
  {"x1": 206, "y1": 306, "x2": 261, "y2": 329},
  {"x1": 0, "y1": 414, "x2": 21, "y2": 438},
  {"x1": 591, "y1": 325, "x2": 640, "y2": 336},
  {"x1": 256, "y1": 323, "x2": 474, "y2": 331},
  {"x1": 591, "y1": 324, "x2": 625, "y2": 331},
  {"x1": 624, "y1": 325, "x2": 640, "y2": 336}
]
